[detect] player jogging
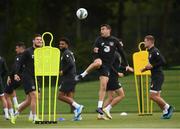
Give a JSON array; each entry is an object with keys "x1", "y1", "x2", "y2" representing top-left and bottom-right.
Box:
[
  {"x1": 4, "y1": 42, "x2": 25, "y2": 117},
  {"x1": 98, "y1": 51, "x2": 133, "y2": 120},
  {"x1": 0, "y1": 56, "x2": 10, "y2": 120},
  {"x1": 141, "y1": 35, "x2": 174, "y2": 119},
  {"x1": 14, "y1": 34, "x2": 42, "y2": 123},
  {"x1": 58, "y1": 37, "x2": 83, "y2": 121}
]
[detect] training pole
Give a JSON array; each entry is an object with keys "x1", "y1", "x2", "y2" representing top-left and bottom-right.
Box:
[
  {"x1": 34, "y1": 32, "x2": 60, "y2": 124},
  {"x1": 133, "y1": 42, "x2": 153, "y2": 115}
]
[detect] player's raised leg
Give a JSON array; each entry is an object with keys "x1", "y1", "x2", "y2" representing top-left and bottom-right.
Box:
[{"x1": 75, "y1": 58, "x2": 102, "y2": 81}]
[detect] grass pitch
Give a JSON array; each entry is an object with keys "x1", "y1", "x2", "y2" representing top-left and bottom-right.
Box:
[
  {"x1": 0, "y1": 68, "x2": 179, "y2": 128},
  {"x1": 0, "y1": 113, "x2": 180, "y2": 128}
]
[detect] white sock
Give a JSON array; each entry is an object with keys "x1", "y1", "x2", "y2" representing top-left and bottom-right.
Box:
[
  {"x1": 98, "y1": 101, "x2": 103, "y2": 108},
  {"x1": 72, "y1": 101, "x2": 80, "y2": 109},
  {"x1": 81, "y1": 71, "x2": 88, "y2": 78},
  {"x1": 4, "y1": 108, "x2": 9, "y2": 117},
  {"x1": 15, "y1": 111, "x2": 20, "y2": 116},
  {"x1": 9, "y1": 108, "x2": 14, "y2": 116},
  {"x1": 13, "y1": 97, "x2": 18, "y2": 106},
  {"x1": 163, "y1": 109, "x2": 168, "y2": 114},
  {"x1": 29, "y1": 110, "x2": 33, "y2": 118},
  {"x1": 32, "y1": 114, "x2": 37, "y2": 120},
  {"x1": 164, "y1": 103, "x2": 170, "y2": 110},
  {"x1": 105, "y1": 104, "x2": 112, "y2": 111}
]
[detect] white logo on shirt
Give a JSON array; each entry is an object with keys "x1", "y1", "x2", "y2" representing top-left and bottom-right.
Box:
[
  {"x1": 119, "y1": 41, "x2": 123, "y2": 46},
  {"x1": 101, "y1": 42, "x2": 104, "y2": 46},
  {"x1": 109, "y1": 42, "x2": 114, "y2": 46},
  {"x1": 104, "y1": 46, "x2": 110, "y2": 52}
]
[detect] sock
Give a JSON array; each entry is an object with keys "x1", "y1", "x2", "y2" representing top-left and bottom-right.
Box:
[
  {"x1": 81, "y1": 71, "x2": 88, "y2": 78},
  {"x1": 163, "y1": 109, "x2": 168, "y2": 114},
  {"x1": 72, "y1": 101, "x2": 80, "y2": 109},
  {"x1": 13, "y1": 97, "x2": 18, "y2": 106},
  {"x1": 4, "y1": 108, "x2": 9, "y2": 117},
  {"x1": 9, "y1": 108, "x2": 14, "y2": 116},
  {"x1": 15, "y1": 111, "x2": 20, "y2": 116},
  {"x1": 98, "y1": 101, "x2": 103, "y2": 108},
  {"x1": 32, "y1": 114, "x2": 37, "y2": 120},
  {"x1": 29, "y1": 110, "x2": 33, "y2": 118},
  {"x1": 164, "y1": 103, "x2": 170, "y2": 110},
  {"x1": 105, "y1": 104, "x2": 112, "y2": 111}
]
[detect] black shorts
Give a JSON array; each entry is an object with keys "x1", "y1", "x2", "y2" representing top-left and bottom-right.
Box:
[
  {"x1": 4, "y1": 78, "x2": 22, "y2": 94},
  {"x1": 107, "y1": 71, "x2": 122, "y2": 91},
  {"x1": 22, "y1": 74, "x2": 40, "y2": 94},
  {"x1": 59, "y1": 80, "x2": 76, "y2": 93},
  {"x1": 98, "y1": 64, "x2": 111, "y2": 77},
  {"x1": 150, "y1": 73, "x2": 164, "y2": 92}
]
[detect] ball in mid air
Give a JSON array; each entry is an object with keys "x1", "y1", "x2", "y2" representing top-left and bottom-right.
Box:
[{"x1": 76, "y1": 8, "x2": 88, "y2": 20}]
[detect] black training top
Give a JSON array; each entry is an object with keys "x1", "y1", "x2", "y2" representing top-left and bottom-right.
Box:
[
  {"x1": 111, "y1": 51, "x2": 126, "y2": 75},
  {"x1": 148, "y1": 46, "x2": 166, "y2": 75},
  {"x1": 60, "y1": 48, "x2": 76, "y2": 80},
  {"x1": 93, "y1": 36, "x2": 128, "y2": 66},
  {"x1": 9, "y1": 53, "x2": 24, "y2": 76},
  {"x1": 15, "y1": 47, "x2": 35, "y2": 77},
  {"x1": 0, "y1": 56, "x2": 8, "y2": 77},
  {"x1": 0, "y1": 56, "x2": 8, "y2": 85}
]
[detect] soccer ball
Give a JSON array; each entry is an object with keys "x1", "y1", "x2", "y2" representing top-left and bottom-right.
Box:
[{"x1": 76, "y1": 8, "x2": 88, "y2": 20}]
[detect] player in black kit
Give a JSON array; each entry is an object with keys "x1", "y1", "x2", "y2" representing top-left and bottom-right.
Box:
[
  {"x1": 102, "y1": 52, "x2": 133, "y2": 119},
  {"x1": 4, "y1": 42, "x2": 25, "y2": 117},
  {"x1": 57, "y1": 37, "x2": 83, "y2": 121},
  {"x1": 0, "y1": 56, "x2": 10, "y2": 120},
  {"x1": 14, "y1": 34, "x2": 42, "y2": 123},
  {"x1": 75, "y1": 24, "x2": 132, "y2": 115},
  {"x1": 141, "y1": 35, "x2": 174, "y2": 119}
]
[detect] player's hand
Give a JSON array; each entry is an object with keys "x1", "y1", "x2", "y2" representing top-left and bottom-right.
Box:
[
  {"x1": 145, "y1": 63, "x2": 153, "y2": 69},
  {"x1": 126, "y1": 66, "x2": 134, "y2": 72},
  {"x1": 7, "y1": 76, "x2": 11, "y2": 85},
  {"x1": 118, "y1": 72, "x2": 124, "y2": 77},
  {"x1": 141, "y1": 63, "x2": 152, "y2": 72},
  {"x1": 14, "y1": 74, "x2": 21, "y2": 81},
  {"x1": 141, "y1": 68, "x2": 146, "y2": 72}
]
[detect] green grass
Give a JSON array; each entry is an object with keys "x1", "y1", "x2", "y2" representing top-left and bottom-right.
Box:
[
  {"x1": 0, "y1": 69, "x2": 180, "y2": 128},
  {"x1": 1, "y1": 113, "x2": 180, "y2": 128}
]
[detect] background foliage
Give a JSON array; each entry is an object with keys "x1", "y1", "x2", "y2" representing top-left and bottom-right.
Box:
[{"x1": 0, "y1": 0, "x2": 180, "y2": 70}]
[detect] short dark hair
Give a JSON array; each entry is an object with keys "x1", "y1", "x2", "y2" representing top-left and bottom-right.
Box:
[
  {"x1": 33, "y1": 34, "x2": 42, "y2": 40},
  {"x1": 100, "y1": 24, "x2": 111, "y2": 30},
  {"x1": 16, "y1": 41, "x2": 26, "y2": 49},
  {"x1": 59, "y1": 37, "x2": 70, "y2": 46},
  {"x1": 145, "y1": 35, "x2": 155, "y2": 42}
]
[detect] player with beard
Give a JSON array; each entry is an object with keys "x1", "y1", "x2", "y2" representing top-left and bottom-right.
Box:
[{"x1": 14, "y1": 34, "x2": 42, "y2": 123}]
